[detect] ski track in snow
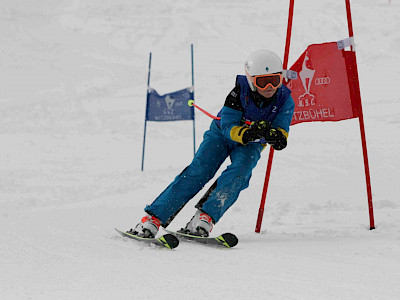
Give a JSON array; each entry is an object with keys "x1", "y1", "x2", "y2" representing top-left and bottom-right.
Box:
[{"x1": 1, "y1": 0, "x2": 400, "y2": 299}]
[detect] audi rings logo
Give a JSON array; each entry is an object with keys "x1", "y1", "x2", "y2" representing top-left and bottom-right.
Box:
[{"x1": 315, "y1": 77, "x2": 331, "y2": 85}]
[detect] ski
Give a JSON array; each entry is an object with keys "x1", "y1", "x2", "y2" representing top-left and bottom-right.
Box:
[
  {"x1": 115, "y1": 228, "x2": 179, "y2": 250},
  {"x1": 164, "y1": 229, "x2": 238, "y2": 248}
]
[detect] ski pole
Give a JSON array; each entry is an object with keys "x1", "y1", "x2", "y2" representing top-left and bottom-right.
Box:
[
  {"x1": 188, "y1": 100, "x2": 251, "y2": 125},
  {"x1": 188, "y1": 100, "x2": 220, "y2": 120}
]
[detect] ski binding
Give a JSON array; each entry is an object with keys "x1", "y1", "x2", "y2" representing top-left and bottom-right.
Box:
[{"x1": 115, "y1": 228, "x2": 179, "y2": 250}]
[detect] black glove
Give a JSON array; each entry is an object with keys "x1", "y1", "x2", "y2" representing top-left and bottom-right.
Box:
[
  {"x1": 242, "y1": 120, "x2": 271, "y2": 145},
  {"x1": 264, "y1": 128, "x2": 287, "y2": 151}
]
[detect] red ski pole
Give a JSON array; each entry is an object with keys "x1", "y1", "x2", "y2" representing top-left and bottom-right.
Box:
[{"x1": 188, "y1": 100, "x2": 252, "y2": 125}]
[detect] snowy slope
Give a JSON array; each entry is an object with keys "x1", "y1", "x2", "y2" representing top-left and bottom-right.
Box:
[{"x1": 1, "y1": 0, "x2": 400, "y2": 299}]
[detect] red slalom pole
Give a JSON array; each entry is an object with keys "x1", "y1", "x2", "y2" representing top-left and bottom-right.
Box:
[
  {"x1": 255, "y1": 148, "x2": 275, "y2": 232},
  {"x1": 345, "y1": 0, "x2": 375, "y2": 229},
  {"x1": 255, "y1": 0, "x2": 295, "y2": 233},
  {"x1": 283, "y1": 0, "x2": 295, "y2": 76}
]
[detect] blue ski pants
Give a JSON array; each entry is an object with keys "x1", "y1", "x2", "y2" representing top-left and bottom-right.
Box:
[{"x1": 145, "y1": 121, "x2": 264, "y2": 226}]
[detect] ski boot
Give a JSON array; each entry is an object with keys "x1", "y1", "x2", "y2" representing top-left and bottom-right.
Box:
[
  {"x1": 179, "y1": 210, "x2": 214, "y2": 237},
  {"x1": 129, "y1": 214, "x2": 161, "y2": 238}
]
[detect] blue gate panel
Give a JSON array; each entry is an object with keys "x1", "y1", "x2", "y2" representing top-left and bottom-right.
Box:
[{"x1": 146, "y1": 88, "x2": 194, "y2": 121}]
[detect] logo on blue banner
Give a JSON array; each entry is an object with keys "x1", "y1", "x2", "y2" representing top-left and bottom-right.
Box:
[{"x1": 146, "y1": 88, "x2": 194, "y2": 122}]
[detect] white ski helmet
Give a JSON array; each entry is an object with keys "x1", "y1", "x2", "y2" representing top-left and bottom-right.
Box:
[{"x1": 244, "y1": 50, "x2": 283, "y2": 91}]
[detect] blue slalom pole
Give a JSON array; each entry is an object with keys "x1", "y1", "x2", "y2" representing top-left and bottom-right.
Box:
[
  {"x1": 141, "y1": 52, "x2": 152, "y2": 171},
  {"x1": 191, "y1": 44, "x2": 196, "y2": 156}
]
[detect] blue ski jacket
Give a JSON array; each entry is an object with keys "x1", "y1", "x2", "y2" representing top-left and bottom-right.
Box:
[{"x1": 215, "y1": 75, "x2": 294, "y2": 144}]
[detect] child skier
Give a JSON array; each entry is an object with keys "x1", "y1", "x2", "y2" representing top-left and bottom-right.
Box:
[{"x1": 131, "y1": 49, "x2": 295, "y2": 238}]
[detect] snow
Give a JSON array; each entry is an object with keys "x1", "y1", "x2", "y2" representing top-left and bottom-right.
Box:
[{"x1": 1, "y1": 0, "x2": 400, "y2": 299}]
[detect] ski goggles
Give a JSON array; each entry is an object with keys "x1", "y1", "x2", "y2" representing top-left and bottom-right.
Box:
[{"x1": 252, "y1": 73, "x2": 283, "y2": 90}]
